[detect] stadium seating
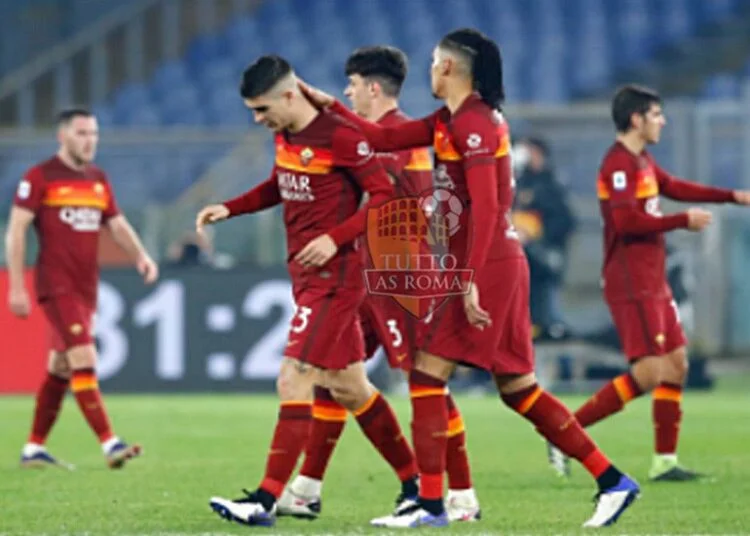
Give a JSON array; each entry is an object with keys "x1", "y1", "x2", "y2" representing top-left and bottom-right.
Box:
[{"x1": 2, "y1": 0, "x2": 748, "y2": 207}]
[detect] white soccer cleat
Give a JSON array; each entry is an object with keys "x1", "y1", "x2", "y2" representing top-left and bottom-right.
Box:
[
  {"x1": 446, "y1": 488, "x2": 481, "y2": 522},
  {"x1": 582, "y1": 475, "x2": 640, "y2": 528},
  {"x1": 276, "y1": 486, "x2": 321, "y2": 519},
  {"x1": 209, "y1": 490, "x2": 276, "y2": 527},
  {"x1": 371, "y1": 505, "x2": 449, "y2": 528}
]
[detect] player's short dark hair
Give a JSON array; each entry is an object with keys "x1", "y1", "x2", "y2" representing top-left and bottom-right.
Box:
[
  {"x1": 611, "y1": 84, "x2": 662, "y2": 133},
  {"x1": 57, "y1": 107, "x2": 93, "y2": 125},
  {"x1": 344, "y1": 46, "x2": 408, "y2": 97},
  {"x1": 239, "y1": 55, "x2": 292, "y2": 99},
  {"x1": 439, "y1": 28, "x2": 504, "y2": 110}
]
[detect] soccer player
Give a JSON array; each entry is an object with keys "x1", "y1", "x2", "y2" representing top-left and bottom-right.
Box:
[
  {"x1": 300, "y1": 28, "x2": 640, "y2": 529},
  {"x1": 546, "y1": 84, "x2": 750, "y2": 482},
  {"x1": 278, "y1": 46, "x2": 481, "y2": 523},
  {"x1": 199, "y1": 55, "x2": 422, "y2": 528},
  {"x1": 6, "y1": 108, "x2": 157, "y2": 469}
]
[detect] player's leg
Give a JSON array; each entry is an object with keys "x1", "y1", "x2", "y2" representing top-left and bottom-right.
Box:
[
  {"x1": 210, "y1": 357, "x2": 317, "y2": 526},
  {"x1": 371, "y1": 350, "x2": 455, "y2": 528},
  {"x1": 279, "y1": 304, "x2": 381, "y2": 519},
  {"x1": 21, "y1": 350, "x2": 72, "y2": 469},
  {"x1": 649, "y1": 343, "x2": 702, "y2": 481},
  {"x1": 324, "y1": 360, "x2": 419, "y2": 512},
  {"x1": 443, "y1": 390, "x2": 480, "y2": 521},
  {"x1": 66, "y1": 343, "x2": 140, "y2": 468},
  {"x1": 278, "y1": 384, "x2": 346, "y2": 519}
]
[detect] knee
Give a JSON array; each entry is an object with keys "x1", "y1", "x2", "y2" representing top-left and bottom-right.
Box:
[
  {"x1": 47, "y1": 353, "x2": 71, "y2": 380},
  {"x1": 666, "y1": 347, "x2": 689, "y2": 382},
  {"x1": 66, "y1": 344, "x2": 96, "y2": 370},
  {"x1": 326, "y1": 373, "x2": 372, "y2": 412},
  {"x1": 275, "y1": 359, "x2": 315, "y2": 402}
]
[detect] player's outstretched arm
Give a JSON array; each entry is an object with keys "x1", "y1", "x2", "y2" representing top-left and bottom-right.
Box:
[
  {"x1": 654, "y1": 164, "x2": 737, "y2": 203},
  {"x1": 107, "y1": 215, "x2": 159, "y2": 284},
  {"x1": 298, "y1": 79, "x2": 432, "y2": 152},
  {"x1": 4, "y1": 206, "x2": 34, "y2": 317}
]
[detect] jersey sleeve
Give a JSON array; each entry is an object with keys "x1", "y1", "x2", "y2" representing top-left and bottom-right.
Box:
[
  {"x1": 13, "y1": 166, "x2": 46, "y2": 213},
  {"x1": 452, "y1": 111, "x2": 501, "y2": 272},
  {"x1": 377, "y1": 149, "x2": 412, "y2": 181},
  {"x1": 330, "y1": 101, "x2": 434, "y2": 152},
  {"x1": 327, "y1": 124, "x2": 394, "y2": 247},
  {"x1": 652, "y1": 160, "x2": 735, "y2": 203},
  {"x1": 102, "y1": 175, "x2": 121, "y2": 221},
  {"x1": 223, "y1": 166, "x2": 281, "y2": 217}
]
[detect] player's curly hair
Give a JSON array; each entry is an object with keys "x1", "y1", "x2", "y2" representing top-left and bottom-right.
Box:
[{"x1": 439, "y1": 28, "x2": 504, "y2": 110}]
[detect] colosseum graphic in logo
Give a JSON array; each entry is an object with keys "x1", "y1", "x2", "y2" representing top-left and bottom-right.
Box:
[{"x1": 365, "y1": 188, "x2": 473, "y2": 319}]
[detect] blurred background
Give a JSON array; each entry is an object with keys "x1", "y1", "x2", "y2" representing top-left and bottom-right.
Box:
[{"x1": 2, "y1": 0, "x2": 750, "y2": 394}]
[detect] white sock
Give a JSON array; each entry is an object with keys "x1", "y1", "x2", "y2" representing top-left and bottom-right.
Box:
[
  {"x1": 448, "y1": 488, "x2": 478, "y2": 504},
  {"x1": 656, "y1": 453, "x2": 678, "y2": 464},
  {"x1": 22, "y1": 443, "x2": 45, "y2": 457},
  {"x1": 101, "y1": 436, "x2": 120, "y2": 455},
  {"x1": 290, "y1": 475, "x2": 322, "y2": 498}
]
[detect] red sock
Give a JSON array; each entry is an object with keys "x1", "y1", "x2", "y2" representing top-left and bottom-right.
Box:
[
  {"x1": 445, "y1": 392, "x2": 472, "y2": 490},
  {"x1": 502, "y1": 384, "x2": 612, "y2": 479},
  {"x1": 299, "y1": 387, "x2": 347, "y2": 480},
  {"x1": 653, "y1": 383, "x2": 683, "y2": 454},
  {"x1": 259, "y1": 401, "x2": 312, "y2": 498},
  {"x1": 29, "y1": 373, "x2": 69, "y2": 445},
  {"x1": 409, "y1": 370, "x2": 448, "y2": 500},
  {"x1": 354, "y1": 391, "x2": 417, "y2": 482},
  {"x1": 70, "y1": 368, "x2": 114, "y2": 443},
  {"x1": 575, "y1": 372, "x2": 642, "y2": 428}
]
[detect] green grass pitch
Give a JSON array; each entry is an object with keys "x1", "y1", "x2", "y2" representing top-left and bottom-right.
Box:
[{"x1": 1, "y1": 378, "x2": 749, "y2": 535}]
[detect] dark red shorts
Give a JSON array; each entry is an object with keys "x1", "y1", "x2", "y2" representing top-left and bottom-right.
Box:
[
  {"x1": 421, "y1": 257, "x2": 534, "y2": 376},
  {"x1": 360, "y1": 295, "x2": 420, "y2": 371},
  {"x1": 285, "y1": 285, "x2": 365, "y2": 370},
  {"x1": 40, "y1": 294, "x2": 95, "y2": 352},
  {"x1": 607, "y1": 297, "x2": 687, "y2": 360}
]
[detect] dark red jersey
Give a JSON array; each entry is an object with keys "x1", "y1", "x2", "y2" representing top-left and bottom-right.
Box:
[{"x1": 13, "y1": 156, "x2": 119, "y2": 304}]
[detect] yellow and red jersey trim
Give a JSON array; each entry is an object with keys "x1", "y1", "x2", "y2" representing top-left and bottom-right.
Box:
[
  {"x1": 275, "y1": 137, "x2": 333, "y2": 174},
  {"x1": 42, "y1": 181, "x2": 109, "y2": 209}
]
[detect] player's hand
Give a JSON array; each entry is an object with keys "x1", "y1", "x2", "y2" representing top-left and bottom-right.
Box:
[
  {"x1": 686, "y1": 207, "x2": 712, "y2": 231},
  {"x1": 196, "y1": 204, "x2": 230, "y2": 235},
  {"x1": 462, "y1": 282, "x2": 492, "y2": 330},
  {"x1": 136, "y1": 254, "x2": 159, "y2": 284},
  {"x1": 298, "y1": 80, "x2": 335, "y2": 109},
  {"x1": 295, "y1": 234, "x2": 338, "y2": 269},
  {"x1": 733, "y1": 190, "x2": 750, "y2": 205},
  {"x1": 8, "y1": 286, "x2": 31, "y2": 318}
]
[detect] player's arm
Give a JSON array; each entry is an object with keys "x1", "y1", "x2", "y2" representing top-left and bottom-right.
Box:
[
  {"x1": 5, "y1": 169, "x2": 44, "y2": 317},
  {"x1": 330, "y1": 101, "x2": 433, "y2": 152},
  {"x1": 454, "y1": 115, "x2": 501, "y2": 273},
  {"x1": 327, "y1": 127, "x2": 394, "y2": 246},
  {"x1": 103, "y1": 182, "x2": 158, "y2": 284},
  {"x1": 654, "y1": 163, "x2": 737, "y2": 203},
  {"x1": 295, "y1": 127, "x2": 394, "y2": 268},
  {"x1": 298, "y1": 80, "x2": 433, "y2": 151},
  {"x1": 604, "y1": 164, "x2": 689, "y2": 236},
  {"x1": 196, "y1": 170, "x2": 281, "y2": 233},
  {"x1": 4, "y1": 207, "x2": 35, "y2": 317}
]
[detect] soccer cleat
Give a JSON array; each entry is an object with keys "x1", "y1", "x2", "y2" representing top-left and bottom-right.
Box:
[
  {"x1": 582, "y1": 474, "x2": 640, "y2": 528},
  {"x1": 105, "y1": 441, "x2": 142, "y2": 469},
  {"x1": 276, "y1": 487, "x2": 321, "y2": 519},
  {"x1": 392, "y1": 490, "x2": 419, "y2": 516},
  {"x1": 20, "y1": 449, "x2": 74, "y2": 471},
  {"x1": 371, "y1": 503, "x2": 449, "y2": 528},
  {"x1": 547, "y1": 442, "x2": 571, "y2": 478},
  {"x1": 210, "y1": 489, "x2": 276, "y2": 527},
  {"x1": 649, "y1": 456, "x2": 704, "y2": 481},
  {"x1": 446, "y1": 489, "x2": 481, "y2": 522}
]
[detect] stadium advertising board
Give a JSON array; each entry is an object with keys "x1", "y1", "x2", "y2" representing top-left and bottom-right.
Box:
[{"x1": 0, "y1": 267, "x2": 383, "y2": 393}]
